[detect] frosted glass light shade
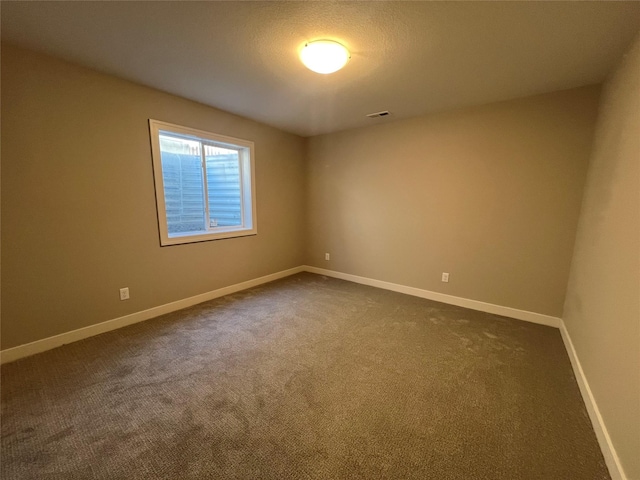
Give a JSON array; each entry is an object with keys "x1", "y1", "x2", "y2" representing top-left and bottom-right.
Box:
[{"x1": 300, "y1": 40, "x2": 350, "y2": 74}]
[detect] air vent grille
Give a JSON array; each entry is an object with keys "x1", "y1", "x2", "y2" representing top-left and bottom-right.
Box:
[{"x1": 366, "y1": 111, "x2": 391, "y2": 119}]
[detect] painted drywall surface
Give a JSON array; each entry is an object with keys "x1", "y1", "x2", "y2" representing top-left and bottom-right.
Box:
[
  {"x1": 306, "y1": 86, "x2": 600, "y2": 317},
  {"x1": 1, "y1": 45, "x2": 306, "y2": 350},
  {"x1": 563, "y1": 35, "x2": 640, "y2": 480}
]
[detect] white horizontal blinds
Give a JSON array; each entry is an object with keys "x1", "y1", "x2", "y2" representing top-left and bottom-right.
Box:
[
  {"x1": 204, "y1": 144, "x2": 242, "y2": 228},
  {"x1": 159, "y1": 134, "x2": 206, "y2": 235}
]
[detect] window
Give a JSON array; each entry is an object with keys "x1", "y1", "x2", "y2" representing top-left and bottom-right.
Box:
[{"x1": 149, "y1": 120, "x2": 256, "y2": 246}]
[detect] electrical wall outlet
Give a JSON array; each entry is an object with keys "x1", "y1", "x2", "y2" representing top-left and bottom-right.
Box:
[
  {"x1": 325, "y1": 253, "x2": 330, "y2": 261},
  {"x1": 441, "y1": 272, "x2": 450, "y2": 283},
  {"x1": 119, "y1": 287, "x2": 130, "y2": 300}
]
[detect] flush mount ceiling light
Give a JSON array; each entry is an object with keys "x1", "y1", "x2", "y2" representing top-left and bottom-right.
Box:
[{"x1": 300, "y1": 40, "x2": 350, "y2": 74}]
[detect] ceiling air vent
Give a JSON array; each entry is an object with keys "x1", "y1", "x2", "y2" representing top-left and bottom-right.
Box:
[{"x1": 366, "y1": 111, "x2": 391, "y2": 119}]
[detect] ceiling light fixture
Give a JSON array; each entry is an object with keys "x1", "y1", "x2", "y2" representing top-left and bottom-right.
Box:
[{"x1": 300, "y1": 40, "x2": 350, "y2": 74}]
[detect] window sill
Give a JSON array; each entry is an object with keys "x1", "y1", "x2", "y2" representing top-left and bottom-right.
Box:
[{"x1": 160, "y1": 228, "x2": 257, "y2": 246}]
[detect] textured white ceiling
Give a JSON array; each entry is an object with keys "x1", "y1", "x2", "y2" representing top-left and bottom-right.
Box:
[{"x1": 2, "y1": 1, "x2": 640, "y2": 137}]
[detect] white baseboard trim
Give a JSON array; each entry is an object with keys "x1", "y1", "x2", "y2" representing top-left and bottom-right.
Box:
[
  {"x1": 303, "y1": 266, "x2": 562, "y2": 328},
  {"x1": 0, "y1": 266, "x2": 305, "y2": 365},
  {"x1": 559, "y1": 321, "x2": 626, "y2": 480}
]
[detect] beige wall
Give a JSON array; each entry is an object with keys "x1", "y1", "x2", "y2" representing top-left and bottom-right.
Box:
[
  {"x1": 306, "y1": 86, "x2": 600, "y2": 317},
  {"x1": 563, "y1": 35, "x2": 640, "y2": 480},
  {"x1": 1, "y1": 44, "x2": 306, "y2": 350}
]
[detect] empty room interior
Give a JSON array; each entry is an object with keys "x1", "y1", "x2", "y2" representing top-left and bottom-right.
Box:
[{"x1": 1, "y1": 2, "x2": 639, "y2": 480}]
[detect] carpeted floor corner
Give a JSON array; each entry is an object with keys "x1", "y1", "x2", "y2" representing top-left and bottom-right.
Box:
[{"x1": 1, "y1": 272, "x2": 609, "y2": 479}]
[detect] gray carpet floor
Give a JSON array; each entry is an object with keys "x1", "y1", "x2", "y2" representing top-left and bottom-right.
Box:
[{"x1": 1, "y1": 272, "x2": 609, "y2": 479}]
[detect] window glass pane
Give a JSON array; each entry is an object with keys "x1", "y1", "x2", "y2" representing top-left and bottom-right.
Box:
[
  {"x1": 159, "y1": 134, "x2": 206, "y2": 235},
  {"x1": 150, "y1": 120, "x2": 255, "y2": 245},
  {"x1": 205, "y1": 145, "x2": 242, "y2": 228}
]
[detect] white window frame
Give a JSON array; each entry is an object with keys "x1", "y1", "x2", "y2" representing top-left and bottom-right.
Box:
[{"x1": 149, "y1": 119, "x2": 257, "y2": 246}]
